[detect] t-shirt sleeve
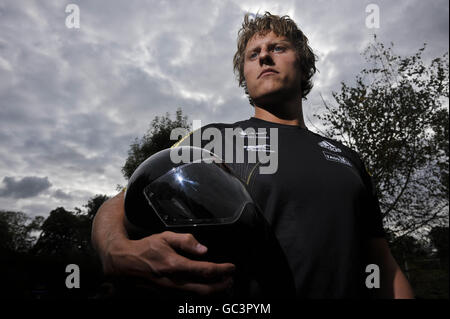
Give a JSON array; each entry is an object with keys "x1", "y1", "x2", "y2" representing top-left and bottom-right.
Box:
[{"x1": 353, "y1": 152, "x2": 386, "y2": 239}]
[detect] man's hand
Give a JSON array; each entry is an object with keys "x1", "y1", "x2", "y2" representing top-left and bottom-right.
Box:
[
  {"x1": 91, "y1": 192, "x2": 235, "y2": 296},
  {"x1": 104, "y1": 231, "x2": 235, "y2": 296}
]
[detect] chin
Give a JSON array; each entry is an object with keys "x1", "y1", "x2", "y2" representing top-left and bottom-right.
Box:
[
  {"x1": 251, "y1": 89, "x2": 286, "y2": 106},
  {"x1": 252, "y1": 83, "x2": 300, "y2": 105}
]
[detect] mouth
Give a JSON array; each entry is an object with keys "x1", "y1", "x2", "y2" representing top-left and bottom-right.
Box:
[{"x1": 258, "y1": 68, "x2": 279, "y2": 79}]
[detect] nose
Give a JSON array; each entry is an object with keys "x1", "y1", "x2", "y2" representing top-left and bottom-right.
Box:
[{"x1": 259, "y1": 48, "x2": 274, "y2": 66}]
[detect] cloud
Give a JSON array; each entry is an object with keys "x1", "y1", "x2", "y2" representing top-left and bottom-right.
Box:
[
  {"x1": 0, "y1": 176, "x2": 52, "y2": 199},
  {"x1": 53, "y1": 189, "x2": 72, "y2": 200}
]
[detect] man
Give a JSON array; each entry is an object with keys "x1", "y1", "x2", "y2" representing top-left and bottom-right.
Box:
[{"x1": 92, "y1": 12, "x2": 414, "y2": 298}]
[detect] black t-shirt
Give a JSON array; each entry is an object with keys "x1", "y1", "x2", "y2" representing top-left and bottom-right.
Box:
[{"x1": 173, "y1": 117, "x2": 386, "y2": 298}]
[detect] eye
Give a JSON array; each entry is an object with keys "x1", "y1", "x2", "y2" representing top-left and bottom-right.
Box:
[
  {"x1": 274, "y1": 46, "x2": 285, "y2": 52},
  {"x1": 249, "y1": 52, "x2": 258, "y2": 60}
]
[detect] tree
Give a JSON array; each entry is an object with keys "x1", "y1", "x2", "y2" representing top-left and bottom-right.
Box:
[
  {"x1": 429, "y1": 226, "x2": 449, "y2": 263},
  {"x1": 315, "y1": 35, "x2": 449, "y2": 241},
  {"x1": 0, "y1": 210, "x2": 43, "y2": 252},
  {"x1": 83, "y1": 194, "x2": 110, "y2": 221},
  {"x1": 30, "y1": 193, "x2": 110, "y2": 257},
  {"x1": 122, "y1": 108, "x2": 191, "y2": 179},
  {"x1": 388, "y1": 234, "x2": 429, "y2": 261},
  {"x1": 32, "y1": 207, "x2": 92, "y2": 257}
]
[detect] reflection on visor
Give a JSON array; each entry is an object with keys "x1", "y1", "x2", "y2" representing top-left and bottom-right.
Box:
[{"x1": 143, "y1": 161, "x2": 253, "y2": 227}]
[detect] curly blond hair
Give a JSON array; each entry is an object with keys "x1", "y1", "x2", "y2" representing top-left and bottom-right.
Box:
[{"x1": 233, "y1": 12, "x2": 317, "y2": 104}]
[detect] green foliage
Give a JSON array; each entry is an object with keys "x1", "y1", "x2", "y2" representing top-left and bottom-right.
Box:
[
  {"x1": 406, "y1": 260, "x2": 448, "y2": 299},
  {"x1": 31, "y1": 207, "x2": 92, "y2": 257},
  {"x1": 0, "y1": 195, "x2": 110, "y2": 298},
  {"x1": 31, "y1": 194, "x2": 110, "y2": 258},
  {"x1": 315, "y1": 35, "x2": 449, "y2": 239},
  {"x1": 429, "y1": 226, "x2": 449, "y2": 262},
  {"x1": 386, "y1": 232, "x2": 448, "y2": 299},
  {"x1": 83, "y1": 194, "x2": 110, "y2": 221},
  {"x1": 389, "y1": 234, "x2": 429, "y2": 260},
  {"x1": 0, "y1": 210, "x2": 43, "y2": 252},
  {"x1": 121, "y1": 108, "x2": 191, "y2": 180}
]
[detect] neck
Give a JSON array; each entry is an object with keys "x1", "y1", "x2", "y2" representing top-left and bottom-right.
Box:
[{"x1": 253, "y1": 101, "x2": 307, "y2": 129}]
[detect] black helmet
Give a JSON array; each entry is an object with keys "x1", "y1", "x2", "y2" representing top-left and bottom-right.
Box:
[{"x1": 124, "y1": 146, "x2": 295, "y2": 299}]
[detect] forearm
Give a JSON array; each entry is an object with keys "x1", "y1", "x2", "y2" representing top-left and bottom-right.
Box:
[
  {"x1": 369, "y1": 238, "x2": 415, "y2": 299},
  {"x1": 390, "y1": 264, "x2": 415, "y2": 299},
  {"x1": 376, "y1": 254, "x2": 414, "y2": 298},
  {"x1": 91, "y1": 190, "x2": 129, "y2": 262}
]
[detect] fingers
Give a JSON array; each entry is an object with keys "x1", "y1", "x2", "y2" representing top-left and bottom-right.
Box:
[
  {"x1": 178, "y1": 257, "x2": 235, "y2": 281},
  {"x1": 158, "y1": 231, "x2": 236, "y2": 279},
  {"x1": 161, "y1": 231, "x2": 208, "y2": 255},
  {"x1": 119, "y1": 231, "x2": 237, "y2": 296},
  {"x1": 141, "y1": 254, "x2": 235, "y2": 296}
]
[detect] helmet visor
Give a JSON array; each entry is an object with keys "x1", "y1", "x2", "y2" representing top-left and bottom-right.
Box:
[{"x1": 143, "y1": 161, "x2": 253, "y2": 227}]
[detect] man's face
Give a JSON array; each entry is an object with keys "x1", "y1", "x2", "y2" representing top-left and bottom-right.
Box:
[{"x1": 243, "y1": 31, "x2": 302, "y2": 105}]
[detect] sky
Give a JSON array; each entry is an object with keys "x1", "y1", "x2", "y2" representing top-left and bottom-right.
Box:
[{"x1": 0, "y1": 0, "x2": 448, "y2": 219}]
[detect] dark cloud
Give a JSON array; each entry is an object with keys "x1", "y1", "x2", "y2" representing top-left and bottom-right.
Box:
[
  {"x1": 53, "y1": 189, "x2": 72, "y2": 200},
  {"x1": 0, "y1": 176, "x2": 52, "y2": 199}
]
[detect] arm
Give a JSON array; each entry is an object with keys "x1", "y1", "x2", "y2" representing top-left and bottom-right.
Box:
[
  {"x1": 367, "y1": 238, "x2": 415, "y2": 299},
  {"x1": 91, "y1": 190, "x2": 128, "y2": 273},
  {"x1": 91, "y1": 190, "x2": 235, "y2": 295}
]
